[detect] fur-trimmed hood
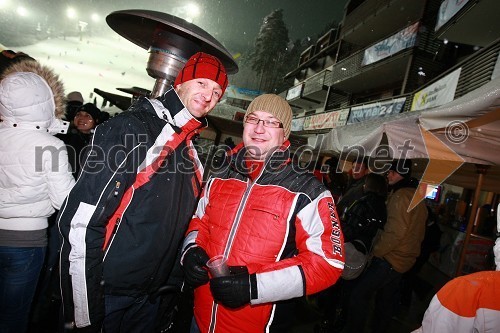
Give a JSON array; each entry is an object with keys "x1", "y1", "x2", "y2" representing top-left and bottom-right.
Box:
[{"x1": 0, "y1": 58, "x2": 68, "y2": 134}]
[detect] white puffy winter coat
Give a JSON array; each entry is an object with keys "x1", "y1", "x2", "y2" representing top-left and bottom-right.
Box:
[{"x1": 0, "y1": 71, "x2": 75, "y2": 231}]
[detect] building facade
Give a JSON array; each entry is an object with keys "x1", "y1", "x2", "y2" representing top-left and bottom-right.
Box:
[{"x1": 281, "y1": 0, "x2": 499, "y2": 136}]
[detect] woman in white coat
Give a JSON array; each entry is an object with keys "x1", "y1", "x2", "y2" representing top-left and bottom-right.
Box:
[{"x1": 0, "y1": 53, "x2": 75, "y2": 333}]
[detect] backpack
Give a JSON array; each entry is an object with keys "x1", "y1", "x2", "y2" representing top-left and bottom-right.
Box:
[
  {"x1": 342, "y1": 240, "x2": 369, "y2": 280},
  {"x1": 340, "y1": 193, "x2": 386, "y2": 280}
]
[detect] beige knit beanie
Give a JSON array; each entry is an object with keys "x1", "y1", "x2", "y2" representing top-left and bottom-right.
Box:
[{"x1": 245, "y1": 94, "x2": 292, "y2": 139}]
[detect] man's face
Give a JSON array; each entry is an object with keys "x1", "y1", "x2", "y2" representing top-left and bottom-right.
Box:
[
  {"x1": 352, "y1": 161, "x2": 367, "y2": 180},
  {"x1": 176, "y1": 78, "x2": 222, "y2": 118},
  {"x1": 386, "y1": 170, "x2": 404, "y2": 185},
  {"x1": 243, "y1": 110, "x2": 285, "y2": 161}
]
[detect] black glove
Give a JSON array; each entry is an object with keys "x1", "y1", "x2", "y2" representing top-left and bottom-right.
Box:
[
  {"x1": 182, "y1": 246, "x2": 210, "y2": 288},
  {"x1": 210, "y1": 268, "x2": 257, "y2": 309},
  {"x1": 229, "y1": 266, "x2": 248, "y2": 275}
]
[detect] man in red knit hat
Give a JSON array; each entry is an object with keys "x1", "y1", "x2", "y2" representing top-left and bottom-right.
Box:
[
  {"x1": 174, "y1": 52, "x2": 228, "y2": 118},
  {"x1": 58, "y1": 52, "x2": 228, "y2": 332}
]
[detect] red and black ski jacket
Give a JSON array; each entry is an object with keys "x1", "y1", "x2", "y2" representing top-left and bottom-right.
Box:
[{"x1": 183, "y1": 142, "x2": 345, "y2": 332}]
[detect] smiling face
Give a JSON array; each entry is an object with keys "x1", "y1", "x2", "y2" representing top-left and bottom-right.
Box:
[
  {"x1": 73, "y1": 111, "x2": 95, "y2": 133},
  {"x1": 175, "y1": 78, "x2": 222, "y2": 118},
  {"x1": 243, "y1": 110, "x2": 285, "y2": 161}
]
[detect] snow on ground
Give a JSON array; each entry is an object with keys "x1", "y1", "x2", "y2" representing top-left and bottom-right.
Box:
[{"x1": 5, "y1": 32, "x2": 156, "y2": 110}]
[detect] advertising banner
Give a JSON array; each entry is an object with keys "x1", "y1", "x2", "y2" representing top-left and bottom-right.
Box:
[
  {"x1": 362, "y1": 22, "x2": 418, "y2": 66},
  {"x1": 291, "y1": 117, "x2": 305, "y2": 132},
  {"x1": 303, "y1": 109, "x2": 349, "y2": 130},
  {"x1": 411, "y1": 68, "x2": 461, "y2": 111},
  {"x1": 225, "y1": 86, "x2": 264, "y2": 101},
  {"x1": 287, "y1": 84, "x2": 303, "y2": 100},
  {"x1": 347, "y1": 97, "x2": 406, "y2": 124},
  {"x1": 435, "y1": 0, "x2": 470, "y2": 31}
]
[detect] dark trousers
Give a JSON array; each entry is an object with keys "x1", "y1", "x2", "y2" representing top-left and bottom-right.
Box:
[
  {"x1": 344, "y1": 257, "x2": 402, "y2": 333},
  {"x1": 317, "y1": 278, "x2": 356, "y2": 332},
  {"x1": 104, "y1": 294, "x2": 159, "y2": 333},
  {"x1": 29, "y1": 215, "x2": 64, "y2": 333},
  {"x1": 0, "y1": 246, "x2": 46, "y2": 333}
]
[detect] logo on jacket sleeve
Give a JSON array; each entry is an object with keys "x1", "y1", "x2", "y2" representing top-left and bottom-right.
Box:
[{"x1": 328, "y1": 202, "x2": 342, "y2": 255}]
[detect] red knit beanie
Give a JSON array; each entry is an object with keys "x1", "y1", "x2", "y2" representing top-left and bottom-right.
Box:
[{"x1": 173, "y1": 52, "x2": 228, "y2": 96}]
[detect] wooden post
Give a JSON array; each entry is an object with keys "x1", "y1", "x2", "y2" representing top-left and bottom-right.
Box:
[{"x1": 455, "y1": 164, "x2": 490, "y2": 276}]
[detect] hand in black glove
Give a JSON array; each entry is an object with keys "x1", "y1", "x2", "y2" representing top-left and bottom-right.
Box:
[
  {"x1": 182, "y1": 246, "x2": 210, "y2": 288},
  {"x1": 210, "y1": 267, "x2": 257, "y2": 309}
]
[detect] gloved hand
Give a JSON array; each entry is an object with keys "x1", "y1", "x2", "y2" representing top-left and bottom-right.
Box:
[
  {"x1": 229, "y1": 266, "x2": 248, "y2": 275},
  {"x1": 210, "y1": 267, "x2": 257, "y2": 308},
  {"x1": 182, "y1": 246, "x2": 210, "y2": 288}
]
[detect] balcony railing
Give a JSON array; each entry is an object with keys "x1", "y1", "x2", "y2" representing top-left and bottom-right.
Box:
[
  {"x1": 291, "y1": 37, "x2": 500, "y2": 133},
  {"x1": 329, "y1": 21, "x2": 423, "y2": 86},
  {"x1": 303, "y1": 70, "x2": 331, "y2": 96}
]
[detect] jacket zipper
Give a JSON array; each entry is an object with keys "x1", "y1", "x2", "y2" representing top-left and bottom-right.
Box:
[{"x1": 209, "y1": 163, "x2": 268, "y2": 333}]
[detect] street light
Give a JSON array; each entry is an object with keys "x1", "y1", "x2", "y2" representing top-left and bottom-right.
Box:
[
  {"x1": 185, "y1": 3, "x2": 200, "y2": 23},
  {"x1": 0, "y1": 0, "x2": 11, "y2": 10},
  {"x1": 66, "y1": 7, "x2": 77, "y2": 20},
  {"x1": 16, "y1": 6, "x2": 28, "y2": 17}
]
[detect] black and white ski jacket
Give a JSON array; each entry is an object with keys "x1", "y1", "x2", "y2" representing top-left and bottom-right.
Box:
[{"x1": 58, "y1": 88, "x2": 205, "y2": 329}]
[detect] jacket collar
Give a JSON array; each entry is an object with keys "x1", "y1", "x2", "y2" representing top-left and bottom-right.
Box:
[
  {"x1": 148, "y1": 88, "x2": 207, "y2": 134},
  {"x1": 226, "y1": 140, "x2": 292, "y2": 178}
]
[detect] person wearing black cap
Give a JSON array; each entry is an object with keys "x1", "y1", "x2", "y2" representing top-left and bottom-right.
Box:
[
  {"x1": 343, "y1": 159, "x2": 428, "y2": 333},
  {"x1": 336, "y1": 156, "x2": 370, "y2": 217},
  {"x1": 61, "y1": 102, "x2": 101, "y2": 179},
  {"x1": 73, "y1": 103, "x2": 100, "y2": 134},
  {"x1": 57, "y1": 52, "x2": 229, "y2": 332}
]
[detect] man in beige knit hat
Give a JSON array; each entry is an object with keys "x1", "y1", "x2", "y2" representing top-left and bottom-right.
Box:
[
  {"x1": 181, "y1": 93, "x2": 345, "y2": 332},
  {"x1": 241, "y1": 93, "x2": 292, "y2": 161}
]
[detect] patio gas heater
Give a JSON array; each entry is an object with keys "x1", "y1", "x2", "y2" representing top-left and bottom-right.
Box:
[{"x1": 106, "y1": 9, "x2": 238, "y2": 98}]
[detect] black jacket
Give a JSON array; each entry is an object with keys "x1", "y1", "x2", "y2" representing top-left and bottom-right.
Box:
[
  {"x1": 58, "y1": 129, "x2": 93, "y2": 178},
  {"x1": 336, "y1": 176, "x2": 366, "y2": 216},
  {"x1": 58, "y1": 89, "x2": 205, "y2": 329},
  {"x1": 341, "y1": 191, "x2": 387, "y2": 253}
]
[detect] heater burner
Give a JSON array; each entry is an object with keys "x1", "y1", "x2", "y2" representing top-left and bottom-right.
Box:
[{"x1": 106, "y1": 9, "x2": 238, "y2": 97}]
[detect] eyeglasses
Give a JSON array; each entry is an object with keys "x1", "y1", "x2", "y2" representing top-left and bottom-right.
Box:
[{"x1": 244, "y1": 115, "x2": 283, "y2": 129}]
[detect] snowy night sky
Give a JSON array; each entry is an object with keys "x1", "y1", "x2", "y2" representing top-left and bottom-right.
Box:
[{"x1": 1, "y1": 0, "x2": 347, "y2": 110}]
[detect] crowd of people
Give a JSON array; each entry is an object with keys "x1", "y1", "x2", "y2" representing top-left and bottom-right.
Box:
[
  {"x1": 0, "y1": 48, "x2": 342, "y2": 333},
  {"x1": 1, "y1": 45, "x2": 498, "y2": 333}
]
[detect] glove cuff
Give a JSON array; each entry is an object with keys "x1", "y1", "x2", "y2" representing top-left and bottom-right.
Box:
[
  {"x1": 180, "y1": 243, "x2": 197, "y2": 265},
  {"x1": 249, "y1": 273, "x2": 258, "y2": 300}
]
